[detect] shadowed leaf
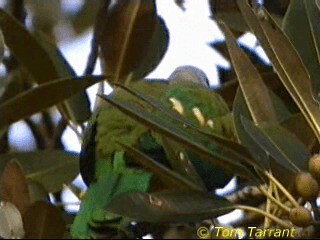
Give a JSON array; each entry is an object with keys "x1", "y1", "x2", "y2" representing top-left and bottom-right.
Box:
[
  {"x1": 100, "y1": 0, "x2": 168, "y2": 82},
  {"x1": 107, "y1": 190, "x2": 234, "y2": 223},
  {"x1": 0, "y1": 161, "x2": 30, "y2": 214},
  {"x1": 119, "y1": 141, "x2": 203, "y2": 190},
  {"x1": 23, "y1": 201, "x2": 65, "y2": 239},
  {"x1": 0, "y1": 75, "x2": 106, "y2": 128},
  {"x1": 282, "y1": 0, "x2": 320, "y2": 102},
  {"x1": 237, "y1": 0, "x2": 320, "y2": 142},
  {"x1": 241, "y1": 116, "x2": 310, "y2": 174},
  {"x1": 219, "y1": 21, "x2": 277, "y2": 125},
  {"x1": 99, "y1": 94, "x2": 260, "y2": 183},
  {"x1": 0, "y1": 150, "x2": 79, "y2": 193}
]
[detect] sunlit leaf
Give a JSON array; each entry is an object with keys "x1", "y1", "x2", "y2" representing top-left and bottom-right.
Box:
[
  {"x1": 0, "y1": 30, "x2": 4, "y2": 63},
  {"x1": 0, "y1": 161, "x2": 30, "y2": 214},
  {"x1": 237, "y1": 0, "x2": 320, "y2": 142},
  {"x1": 219, "y1": 21, "x2": 277, "y2": 124},
  {"x1": 100, "y1": 94, "x2": 260, "y2": 183},
  {"x1": 23, "y1": 201, "x2": 65, "y2": 239},
  {"x1": 107, "y1": 190, "x2": 234, "y2": 223},
  {"x1": 0, "y1": 150, "x2": 79, "y2": 193},
  {"x1": 0, "y1": 75, "x2": 106, "y2": 128},
  {"x1": 0, "y1": 202, "x2": 24, "y2": 239},
  {"x1": 100, "y1": 0, "x2": 168, "y2": 83}
]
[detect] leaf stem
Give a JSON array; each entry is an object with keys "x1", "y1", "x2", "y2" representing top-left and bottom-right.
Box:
[
  {"x1": 234, "y1": 205, "x2": 291, "y2": 228},
  {"x1": 258, "y1": 185, "x2": 291, "y2": 213},
  {"x1": 264, "y1": 171, "x2": 300, "y2": 208}
]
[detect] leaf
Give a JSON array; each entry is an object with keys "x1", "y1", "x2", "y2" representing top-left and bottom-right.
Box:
[
  {"x1": 282, "y1": 0, "x2": 320, "y2": 102},
  {"x1": 317, "y1": 0, "x2": 320, "y2": 10},
  {"x1": 232, "y1": 89, "x2": 269, "y2": 169},
  {"x1": 131, "y1": 16, "x2": 169, "y2": 80},
  {"x1": 119, "y1": 141, "x2": 202, "y2": 191},
  {"x1": 281, "y1": 113, "x2": 317, "y2": 152},
  {"x1": 0, "y1": 30, "x2": 4, "y2": 63},
  {"x1": 219, "y1": 21, "x2": 277, "y2": 125},
  {"x1": 209, "y1": 0, "x2": 248, "y2": 33},
  {"x1": 237, "y1": 0, "x2": 320, "y2": 142},
  {"x1": 0, "y1": 201, "x2": 24, "y2": 239},
  {"x1": 160, "y1": 137, "x2": 206, "y2": 190},
  {"x1": 71, "y1": 158, "x2": 151, "y2": 238},
  {"x1": 0, "y1": 75, "x2": 106, "y2": 128},
  {"x1": 0, "y1": 150, "x2": 79, "y2": 193},
  {"x1": 99, "y1": 94, "x2": 260, "y2": 183},
  {"x1": 0, "y1": 9, "x2": 92, "y2": 124},
  {"x1": 35, "y1": 32, "x2": 91, "y2": 123},
  {"x1": 22, "y1": 201, "x2": 65, "y2": 239},
  {"x1": 107, "y1": 190, "x2": 234, "y2": 223},
  {"x1": 175, "y1": 0, "x2": 186, "y2": 11},
  {"x1": 0, "y1": 161, "x2": 30, "y2": 214},
  {"x1": 27, "y1": 181, "x2": 48, "y2": 204},
  {"x1": 241, "y1": 116, "x2": 310, "y2": 174},
  {"x1": 100, "y1": 0, "x2": 166, "y2": 82},
  {"x1": 0, "y1": 8, "x2": 57, "y2": 83}
]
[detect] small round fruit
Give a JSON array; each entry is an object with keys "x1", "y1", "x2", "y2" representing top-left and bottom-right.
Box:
[
  {"x1": 289, "y1": 207, "x2": 312, "y2": 227},
  {"x1": 309, "y1": 154, "x2": 320, "y2": 180},
  {"x1": 295, "y1": 172, "x2": 319, "y2": 201}
]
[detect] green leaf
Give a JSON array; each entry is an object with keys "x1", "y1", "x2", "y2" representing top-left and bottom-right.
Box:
[
  {"x1": 107, "y1": 190, "x2": 234, "y2": 223},
  {"x1": 232, "y1": 88, "x2": 269, "y2": 169},
  {"x1": 0, "y1": 75, "x2": 105, "y2": 128},
  {"x1": 35, "y1": 32, "x2": 91, "y2": 123},
  {"x1": 0, "y1": 150, "x2": 79, "y2": 193},
  {"x1": 160, "y1": 137, "x2": 206, "y2": 190},
  {"x1": 119, "y1": 142, "x2": 202, "y2": 191},
  {"x1": 281, "y1": 113, "x2": 316, "y2": 152},
  {"x1": 0, "y1": 9, "x2": 57, "y2": 83},
  {"x1": 71, "y1": 158, "x2": 151, "y2": 239},
  {"x1": 282, "y1": 0, "x2": 320, "y2": 102},
  {"x1": 99, "y1": 94, "x2": 260, "y2": 183},
  {"x1": 237, "y1": 1, "x2": 320, "y2": 142},
  {"x1": 241, "y1": 116, "x2": 310, "y2": 174},
  {"x1": 209, "y1": 0, "x2": 248, "y2": 33},
  {"x1": 100, "y1": 0, "x2": 168, "y2": 83},
  {"x1": 22, "y1": 201, "x2": 65, "y2": 239},
  {"x1": 219, "y1": 21, "x2": 277, "y2": 125}
]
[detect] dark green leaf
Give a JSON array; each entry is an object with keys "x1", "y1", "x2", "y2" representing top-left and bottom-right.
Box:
[
  {"x1": 119, "y1": 141, "x2": 202, "y2": 191},
  {"x1": 23, "y1": 201, "x2": 65, "y2": 239},
  {"x1": 232, "y1": 89, "x2": 269, "y2": 169},
  {"x1": 282, "y1": 0, "x2": 320, "y2": 102},
  {"x1": 0, "y1": 75, "x2": 106, "y2": 128},
  {"x1": 35, "y1": 32, "x2": 91, "y2": 123},
  {"x1": 281, "y1": 113, "x2": 316, "y2": 152},
  {"x1": 219, "y1": 21, "x2": 277, "y2": 124},
  {"x1": 0, "y1": 150, "x2": 79, "y2": 193},
  {"x1": 237, "y1": 1, "x2": 320, "y2": 141},
  {"x1": 100, "y1": 0, "x2": 168, "y2": 83},
  {"x1": 99, "y1": 94, "x2": 260, "y2": 183},
  {"x1": 241, "y1": 116, "x2": 310, "y2": 173},
  {"x1": 107, "y1": 190, "x2": 234, "y2": 223}
]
